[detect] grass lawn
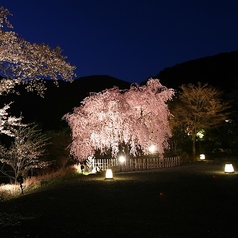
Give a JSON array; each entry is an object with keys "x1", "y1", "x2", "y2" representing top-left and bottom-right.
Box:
[{"x1": 1, "y1": 162, "x2": 238, "y2": 237}]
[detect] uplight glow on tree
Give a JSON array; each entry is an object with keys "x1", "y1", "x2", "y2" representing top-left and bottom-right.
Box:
[
  {"x1": 63, "y1": 78, "x2": 174, "y2": 162},
  {"x1": 169, "y1": 82, "x2": 230, "y2": 156}
]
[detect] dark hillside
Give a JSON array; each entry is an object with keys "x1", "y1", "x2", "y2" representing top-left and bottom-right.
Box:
[
  {"x1": 0, "y1": 75, "x2": 131, "y2": 131},
  {"x1": 156, "y1": 51, "x2": 238, "y2": 92},
  {"x1": 2, "y1": 51, "x2": 238, "y2": 131}
]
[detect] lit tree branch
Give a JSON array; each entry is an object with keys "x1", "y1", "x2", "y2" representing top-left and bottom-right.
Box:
[
  {"x1": 0, "y1": 123, "x2": 50, "y2": 183},
  {"x1": 0, "y1": 6, "x2": 76, "y2": 136},
  {"x1": 63, "y1": 78, "x2": 174, "y2": 162},
  {"x1": 0, "y1": 7, "x2": 76, "y2": 96}
]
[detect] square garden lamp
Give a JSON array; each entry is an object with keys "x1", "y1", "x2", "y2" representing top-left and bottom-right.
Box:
[
  {"x1": 224, "y1": 164, "x2": 234, "y2": 173},
  {"x1": 105, "y1": 169, "x2": 113, "y2": 179},
  {"x1": 200, "y1": 154, "x2": 205, "y2": 160}
]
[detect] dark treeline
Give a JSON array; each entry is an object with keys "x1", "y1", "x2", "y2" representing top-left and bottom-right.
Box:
[{"x1": 0, "y1": 75, "x2": 131, "y2": 131}]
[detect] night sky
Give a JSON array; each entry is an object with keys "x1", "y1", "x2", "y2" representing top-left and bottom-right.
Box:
[{"x1": 1, "y1": 0, "x2": 238, "y2": 84}]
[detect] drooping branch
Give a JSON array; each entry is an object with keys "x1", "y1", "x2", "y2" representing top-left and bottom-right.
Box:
[{"x1": 63, "y1": 78, "x2": 174, "y2": 161}]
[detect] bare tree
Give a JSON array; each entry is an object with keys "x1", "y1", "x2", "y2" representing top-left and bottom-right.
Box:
[{"x1": 169, "y1": 82, "x2": 230, "y2": 156}]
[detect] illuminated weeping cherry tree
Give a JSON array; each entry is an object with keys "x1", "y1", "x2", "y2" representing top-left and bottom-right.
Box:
[
  {"x1": 0, "y1": 6, "x2": 76, "y2": 136},
  {"x1": 63, "y1": 78, "x2": 174, "y2": 162}
]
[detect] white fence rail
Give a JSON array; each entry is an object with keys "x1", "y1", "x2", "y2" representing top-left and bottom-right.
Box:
[{"x1": 91, "y1": 156, "x2": 180, "y2": 172}]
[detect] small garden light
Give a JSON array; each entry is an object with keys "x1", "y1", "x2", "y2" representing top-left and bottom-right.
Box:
[
  {"x1": 149, "y1": 145, "x2": 156, "y2": 153},
  {"x1": 224, "y1": 164, "x2": 234, "y2": 173},
  {"x1": 119, "y1": 155, "x2": 126, "y2": 163},
  {"x1": 200, "y1": 154, "x2": 205, "y2": 160},
  {"x1": 118, "y1": 155, "x2": 126, "y2": 172},
  {"x1": 105, "y1": 169, "x2": 113, "y2": 180}
]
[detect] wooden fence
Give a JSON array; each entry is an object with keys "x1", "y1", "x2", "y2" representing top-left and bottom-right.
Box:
[{"x1": 90, "y1": 156, "x2": 180, "y2": 172}]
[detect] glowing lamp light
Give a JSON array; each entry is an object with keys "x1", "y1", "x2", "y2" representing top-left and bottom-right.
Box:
[
  {"x1": 200, "y1": 154, "x2": 205, "y2": 160},
  {"x1": 119, "y1": 155, "x2": 126, "y2": 163},
  {"x1": 224, "y1": 164, "x2": 234, "y2": 173},
  {"x1": 105, "y1": 169, "x2": 113, "y2": 179},
  {"x1": 149, "y1": 145, "x2": 156, "y2": 153}
]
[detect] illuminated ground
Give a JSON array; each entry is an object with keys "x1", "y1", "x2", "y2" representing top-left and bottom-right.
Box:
[{"x1": 1, "y1": 162, "x2": 238, "y2": 237}]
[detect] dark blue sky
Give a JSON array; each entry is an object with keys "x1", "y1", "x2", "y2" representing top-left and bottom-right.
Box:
[{"x1": 1, "y1": 0, "x2": 238, "y2": 84}]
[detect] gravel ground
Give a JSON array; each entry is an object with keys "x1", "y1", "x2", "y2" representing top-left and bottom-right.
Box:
[{"x1": 1, "y1": 162, "x2": 238, "y2": 238}]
